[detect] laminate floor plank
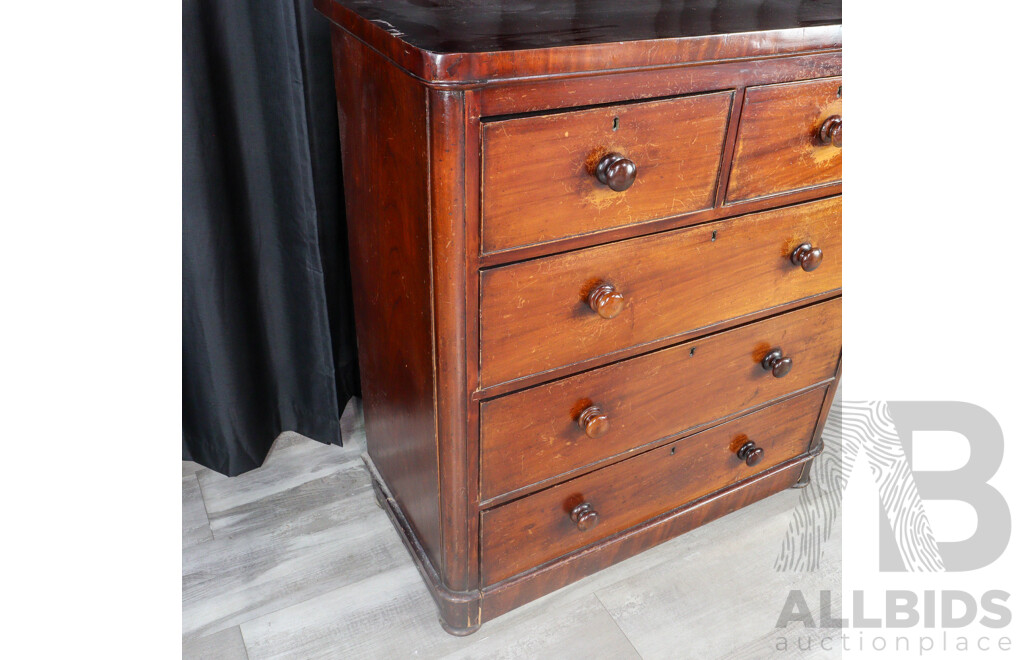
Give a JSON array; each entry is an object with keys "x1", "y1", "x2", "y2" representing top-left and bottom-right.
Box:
[
  {"x1": 196, "y1": 430, "x2": 366, "y2": 517},
  {"x1": 718, "y1": 589, "x2": 842, "y2": 660},
  {"x1": 182, "y1": 461, "x2": 404, "y2": 640},
  {"x1": 182, "y1": 473, "x2": 213, "y2": 549},
  {"x1": 206, "y1": 459, "x2": 364, "y2": 538},
  {"x1": 438, "y1": 594, "x2": 641, "y2": 660},
  {"x1": 240, "y1": 564, "x2": 640, "y2": 660},
  {"x1": 182, "y1": 626, "x2": 249, "y2": 660}
]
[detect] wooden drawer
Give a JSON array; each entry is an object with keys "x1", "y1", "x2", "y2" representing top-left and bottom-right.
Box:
[
  {"x1": 726, "y1": 77, "x2": 842, "y2": 203},
  {"x1": 479, "y1": 196, "x2": 841, "y2": 387},
  {"x1": 481, "y1": 92, "x2": 732, "y2": 253},
  {"x1": 480, "y1": 386, "x2": 827, "y2": 584},
  {"x1": 480, "y1": 297, "x2": 840, "y2": 500}
]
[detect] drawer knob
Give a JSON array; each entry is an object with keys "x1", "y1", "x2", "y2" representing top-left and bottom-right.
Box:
[
  {"x1": 737, "y1": 440, "x2": 765, "y2": 467},
  {"x1": 761, "y1": 348, "x2": 793, "y2": 378},
  {"x1": 577, "y1": 404, "x2": 611, "y2": 438},
  {"x1": 587, "y1": 283, "x2": 625, "y2": 319},
  {"x1": 819, "y1": 115, "x2": 842, "y2": 148},
  {"x1": 790, "y1": 243, "x2": 824, "y2": 272},
  {"x1": 595, "y1": 152, "x2": 638, "y2": 192},
  {"x1": 570, "y1": 502, "x2": 600, "y2": 531}
]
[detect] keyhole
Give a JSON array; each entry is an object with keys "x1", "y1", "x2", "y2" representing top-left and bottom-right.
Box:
[
  {"x1": 837, "y1": 86, "x2": 842, "y2": 98},
  {"x1": 612, "y1": 117, "x2": 619, "y2": 131},
  {"x1": 711, "y1": 230, "x2": 717, "y2": 242}
]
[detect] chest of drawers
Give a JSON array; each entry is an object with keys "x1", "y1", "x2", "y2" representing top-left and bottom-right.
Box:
[{"x1": 316, "y1": 0, "x2": 842, "y2": 635}]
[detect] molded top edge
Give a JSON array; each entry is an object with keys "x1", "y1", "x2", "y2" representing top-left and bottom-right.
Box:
[{"x1": 315, "y1": 0, "x2": 842, "y2": 84}]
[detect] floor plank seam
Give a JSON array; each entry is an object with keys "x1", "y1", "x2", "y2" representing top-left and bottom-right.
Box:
[
  {"x1": 200, "y1": 455, "x2": 371, "y2": 541},
  {"x1": 237, "y1": 625, "x2": 253, "y2": 660},
  {"x1": 593, "y1": 591, "x2": 646, "y2": 659},
  {"x1": 192, "y1": 470, "x2": 215, "y2": 539},
  {"x1": 205, "y1": 565, "x2": 412, "y2": 647}
]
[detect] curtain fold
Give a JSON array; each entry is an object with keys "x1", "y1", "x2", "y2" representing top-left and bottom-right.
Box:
[{"x1": 183, "y1": 0, "x2": 358, "y2": 476}]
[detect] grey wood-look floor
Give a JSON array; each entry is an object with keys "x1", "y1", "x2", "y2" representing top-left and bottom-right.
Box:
[{"x1": 183, "y1": 399, "x2": 841, "y2": 660}]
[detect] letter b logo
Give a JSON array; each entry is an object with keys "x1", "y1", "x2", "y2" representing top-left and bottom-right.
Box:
[{"x1": 883, "y1": 402, "x2": 1010, "y2": 571}]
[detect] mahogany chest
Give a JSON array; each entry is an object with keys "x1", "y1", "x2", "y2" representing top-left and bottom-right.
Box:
[{"x1": 315, "y1": 0, "x2": 842, "y2": 635}]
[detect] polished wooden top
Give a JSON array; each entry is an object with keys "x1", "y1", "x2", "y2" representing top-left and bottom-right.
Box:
[
  {"x1": 317, "y1": 0, "x2": 840, "y2": 53},
  {"x1": 314, "y1": 0, "x2": 842, "y2": 84}
]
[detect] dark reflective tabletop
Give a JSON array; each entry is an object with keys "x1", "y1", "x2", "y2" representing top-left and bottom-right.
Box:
[{"x1": 333, "y1": 0, "x2": 842, "y2": 53}]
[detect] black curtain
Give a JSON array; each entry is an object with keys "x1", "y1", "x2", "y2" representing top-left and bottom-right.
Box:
[{"x1": 183, "y1": 0, "x2": 359, "y2": 476}]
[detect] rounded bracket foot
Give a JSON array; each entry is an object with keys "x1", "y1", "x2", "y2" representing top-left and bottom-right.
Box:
[{"x1": 439, "y1": 617, "x2": 481, "y2": 637}]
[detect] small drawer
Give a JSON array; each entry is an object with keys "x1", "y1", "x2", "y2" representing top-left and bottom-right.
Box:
[
  {"x1": 726, "y1": 77, "x2": 842, "y2": 203},
  {"x1": 480, "y1": 297, "x2": 841, "y2": 500},
  {"x1": 480, "y1": 386, "x2": 827, "y2": 585},
  {"x1": 481, "y1": 91, "x2": 732, "y2": 253},
  {"x1": 479, "y1": 196, "x2": 841, "y2": 388}
]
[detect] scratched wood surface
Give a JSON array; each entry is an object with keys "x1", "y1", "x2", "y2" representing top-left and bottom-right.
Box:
[
  {"x1": 480, "y1": 388, "x2": 826, "y2": 584},
  {"x1": 479, "y1": 197, "x2": 841, "y2": 387},
  {"x1": 182, "y1": 398, "x2": 841, "y2": 659},
  {"x1": 481, "y1": 91, "x2": 732, "y2": 252},
  {"x1": 480, "y1": 298, "x2": 841, "y2": 501},
  {"x1": 726, "y1": 77, "x2": 842, "y2": 204}
]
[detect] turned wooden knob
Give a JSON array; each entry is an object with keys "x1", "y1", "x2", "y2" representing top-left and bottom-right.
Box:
[
  {"x1": 737, "y1": 440, "x2": 765, "y2": 467},
  {"x1": 570, "y1": 502, "x2": 599, "y2": 531},
  {"x1": 761, "y1": 348, "x2": 793, "y2": 378},
  {"x1": 577, "y1": 405, "x2": 610, "y2": 438},
  {"x1": 594, "y1": 153, "x2": 637, "y2": 191},
  {"x1": 790, "y1": 243, "x2": 823, "y2": 272},
  {"x1": 819, "y1": 115, "x2": 842, "y2": 148},
  {"x1": 587, "y1": 283, "x2": 625, "y2": 319}
]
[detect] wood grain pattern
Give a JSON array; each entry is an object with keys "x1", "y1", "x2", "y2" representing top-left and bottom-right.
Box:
[
  {"x1": 330, "y1": 27, "x2": 443, "y2": 570},
  {"x1": 480, "y1": 196, "x2": 841, "y2": 387},
  {"x1": 480, "y1": 388, "x2": 826, "y2": 584},
  {"x1": 428, "y1": 89, "x2": 474, "y2": 592},
  {"x1": 726, "y1": 77, "x2": 842, "y2": 203},
  {"x1": 183, "y1": 462, "x2": 406, "y2": 639},
  {"x1": 477, "y1": 51, "x2": 841, "y2": 117},
  {"x1": 480, "y1": 462, "x2": 810, "y2": 621},
  {"x1": 196, "y1": 431, "x2": 362, "y2": 517},
  {"x1": 481, "y1": 298, "x2": 841, "y2": 500},
  {"x1": 481, "y1": 92, "x2": 731, "y2": 252}
]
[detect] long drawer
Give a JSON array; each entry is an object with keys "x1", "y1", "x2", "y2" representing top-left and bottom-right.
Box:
[
  {"x1": 479, "y1": 196, "x2": 841, "y2": 387},
  {"x1": 481, "y1": 91, "x2": 732, "y2": 253},
  {"x1": 480, "y1": 386, "x2": 827, "y2": 585},
  {"x1": 480, "y1": 297, "x2": 841, "y2": 500}
]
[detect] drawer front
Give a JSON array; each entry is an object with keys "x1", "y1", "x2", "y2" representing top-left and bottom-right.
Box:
[
  {"x1": 479, "y1": 196, "x2": 841, "y2": 387},
  {"x1": 480, "y1": 297, "x2": 840, "y2": 500},
  {"x1": 726, "y1": 77, "x2": 842, "y2": 203},
  {"x1": 480, "y1": 387, "x2": 827, "y2": 584},
  {"x1": 481, "y1": 92, "x2": 732, "y2": 253}
]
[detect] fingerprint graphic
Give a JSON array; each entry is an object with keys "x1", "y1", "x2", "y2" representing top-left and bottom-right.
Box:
[
  {"x1": 774, "y1": 400, "x2": 944, "y2": 572},
  {"x1": 773, "y1": 401, "x2": 843, "y2": 572}
]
